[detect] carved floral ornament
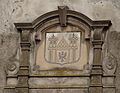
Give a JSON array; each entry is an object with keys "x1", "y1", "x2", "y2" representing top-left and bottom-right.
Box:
[{"x1": 14, "y1": 6, "x2": 111, "y2": 76}]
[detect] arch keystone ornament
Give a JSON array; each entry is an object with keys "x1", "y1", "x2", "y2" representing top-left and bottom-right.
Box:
[{"x1": 4, "y1": 6, "x2": 112, "y2": 93}]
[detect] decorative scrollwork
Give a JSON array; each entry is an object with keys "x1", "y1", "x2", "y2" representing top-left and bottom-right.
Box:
[
  {"x1": 103, "y1": 52, "x2": 117, "y2": 74},
  {"x1": 5, "y1": 61, "x2": 19, "y2": 75},
  {"x1": 7, "y1": 62, "x2": 17, "y2": 71},
  {"x1": 105, "y1": 60, "x2": 115, "y2": 70}
]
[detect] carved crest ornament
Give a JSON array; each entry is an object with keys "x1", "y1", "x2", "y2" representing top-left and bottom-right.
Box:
[
  {"x1": 4, "y1": 6, "x2": 113, "y2": 93},
  {"x1": 45, "y1": 32, "x2": 80, "y2": 65}
]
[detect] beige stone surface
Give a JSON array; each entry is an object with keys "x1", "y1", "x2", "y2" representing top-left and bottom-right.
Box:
[
  {"x1": 0, "y1": 0, "x2": 120, "y2": 93},
  {"x1": 30, "y1": 89, "x2": 88, "y2": 93},
  {"x1": 29, "y1": 77, "x2": 89, "y2": 88},
  {"x1": 35, "y1": 25, "x2": 89, "y2": 70}
]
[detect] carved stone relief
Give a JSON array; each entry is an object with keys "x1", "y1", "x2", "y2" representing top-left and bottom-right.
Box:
[
  {"x1": 45, "y1": 32, "x2": 81, "y2": 65},
  {"x1": 34, "y1": 25, "x2": 89, "y2": 71},
  {"x1": 5, "y1": 49, "x2": 20, "y2": 76},
  {"x1": 103, "y1": 52, "x2": 117, "y2": 75},
  {"x1": 4, "y1": 6, "x2": 111, "y2": 93}
]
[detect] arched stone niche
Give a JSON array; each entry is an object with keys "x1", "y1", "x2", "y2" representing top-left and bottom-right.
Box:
[
  {"x1": 5, "y1": 6, "x2": 112, "y2": 93},
  {"x1": 31, "y1": 12, "x2": 91, "y2": 72}
]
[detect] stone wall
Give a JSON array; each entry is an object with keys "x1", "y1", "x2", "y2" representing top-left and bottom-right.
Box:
[{"x1": 0, "y1": 0, "x2": 120, "y2": 93}]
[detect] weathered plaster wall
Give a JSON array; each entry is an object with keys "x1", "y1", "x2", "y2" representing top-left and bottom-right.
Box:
[{"x1": 0, "y1": 0, "x2": 120, "y2": 93}]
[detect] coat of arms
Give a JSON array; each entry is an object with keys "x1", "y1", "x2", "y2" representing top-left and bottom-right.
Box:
[{"x1": 45, "y1": 32, "x2": 81, "y2": 65}]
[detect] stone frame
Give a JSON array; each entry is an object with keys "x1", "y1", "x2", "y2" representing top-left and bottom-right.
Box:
[{"x1": 4, "y1": 6, "x2": 113, "y2": 93}]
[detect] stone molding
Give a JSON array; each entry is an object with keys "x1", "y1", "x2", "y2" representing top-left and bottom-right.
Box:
[{"x1": 4, "y1": 6, "x2": 112, "y2": 93}]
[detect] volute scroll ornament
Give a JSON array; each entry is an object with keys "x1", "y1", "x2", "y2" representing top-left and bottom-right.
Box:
[
  {"x1": 103, "y1": 52, "x2": 117, "y2": 74},
  {"x1": 5, "y1": 61, "x2": 19, "y2": 75}
]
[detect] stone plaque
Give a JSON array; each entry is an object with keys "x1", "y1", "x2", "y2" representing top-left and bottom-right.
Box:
[
  {"x1": 45, "y1": 32, "x2": 81, "y2": 65},
  {"x1": 35, "y1": 25, "x2": 89, "y2": 71}
]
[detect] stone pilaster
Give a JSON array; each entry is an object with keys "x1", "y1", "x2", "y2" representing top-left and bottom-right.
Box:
[
  {"x1": 89, "y1": 27, "x2": 104, "y2": 93},
  {"x1": 16, "y1": 30, "x2": 31, "y2": 93}
]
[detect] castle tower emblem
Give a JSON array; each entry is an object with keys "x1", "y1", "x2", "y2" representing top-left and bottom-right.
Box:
[{"x1": 45, "y1": 32, "x2": 81, "y2": 65}]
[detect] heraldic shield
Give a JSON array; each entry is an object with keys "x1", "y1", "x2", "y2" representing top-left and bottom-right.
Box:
[{"x1": 45, "y1": 32, "x2": 81, "y2": 65}]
